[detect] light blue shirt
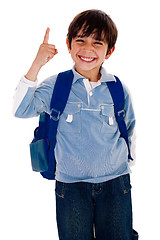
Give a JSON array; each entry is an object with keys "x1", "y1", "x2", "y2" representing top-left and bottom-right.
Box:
[{"x1": 13, "y1": 66, "x2": 136, "y2": 183}]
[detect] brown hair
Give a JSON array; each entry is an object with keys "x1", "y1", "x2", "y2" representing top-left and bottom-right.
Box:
[{"x1": 67, "y1": 9, "x2": 118, "y2": 54}]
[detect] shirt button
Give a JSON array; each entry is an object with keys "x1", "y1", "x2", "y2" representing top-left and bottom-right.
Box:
[
  {"x1": 89, "y1": 92, "x2": 93, "y2": 96},
  {"x1": 78, "y1": 104, "x2": 81, "y2": 108},
  {"x1": 101, "y1": 106, "x2": 104, "y2": 109}
]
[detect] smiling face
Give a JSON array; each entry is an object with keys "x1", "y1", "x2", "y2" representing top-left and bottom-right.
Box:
[
  {"x1": 66, "y1": 10, "x2": 118, "y2": 80},
  {"x1": 66, "y1": 32, "x2": 115, "y2": 81}
]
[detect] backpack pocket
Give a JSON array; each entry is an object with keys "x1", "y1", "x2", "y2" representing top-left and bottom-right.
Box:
[{"x1": 30, "y1": 138, "x2": 49, "y2": 172}]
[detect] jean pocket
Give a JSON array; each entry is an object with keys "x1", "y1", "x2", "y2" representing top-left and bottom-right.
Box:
[
  {"x1": 100, "y1": 104, "x2": 118, "y2": 135},
  {"x1": 55, "y1": 181, "x2": 66, "y2": 198},
  {"x1": 59, "y1": 102, "x2": 82, "y2": 133},
  {"x1": 119, "y1": 174, "x2": 132, "y2": 194}
]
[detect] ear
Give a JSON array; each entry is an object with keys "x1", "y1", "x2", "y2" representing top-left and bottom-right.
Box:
[
  {"x1": 66, "y1": 38, "x2": 71, "y2": 53},
  {"x1": 105, "y1": 46, "x2": 115, "y2": 60}
]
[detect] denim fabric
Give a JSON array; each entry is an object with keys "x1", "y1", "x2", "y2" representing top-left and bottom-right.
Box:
[
  {"x1": 132, "y1": 230, "x2": 139, "y2": 240},
  {"x1": 55, "y1": 174, "x2": 137, "y2": 240}
]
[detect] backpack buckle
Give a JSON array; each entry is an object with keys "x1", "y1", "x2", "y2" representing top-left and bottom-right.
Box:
[
  {"x1": 117, "y1": 109, "x2": 125, "y2": 118},
  {"x1": 50, "y1": 108, "x2": 60, "y2": 121}
]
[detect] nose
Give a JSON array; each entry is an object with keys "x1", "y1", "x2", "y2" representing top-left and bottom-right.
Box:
[{"x1": 82, "y1": 42, "x2": 94, "y2": 51}]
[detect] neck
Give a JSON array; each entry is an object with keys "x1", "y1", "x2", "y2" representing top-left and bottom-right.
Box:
[{"x1": 75, "y1": 66, "x2": 101, "y2": 82}]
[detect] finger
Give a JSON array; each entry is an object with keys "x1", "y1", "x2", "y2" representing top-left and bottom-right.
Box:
[
  {"x1": 47, "y1": 48, "x2": 58, "y2": 55},
  {"x1": 46, "y1": 50, "x2": 58, "y2": 62},
  {"x1": 48, "y1": 46, "x2": 58, "y2": 53},
  {"x1": 45, "y1": 44, "x2": 56, "y2": 49},
  {"x1": 43, "y1": 27, "x2": 50, "y2": 44},
  {"x1": 44, "y1": 44, "x2": 58, "y2": 53}
]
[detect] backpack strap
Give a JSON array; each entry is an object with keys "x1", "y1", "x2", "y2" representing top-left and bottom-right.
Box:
[
  {"x1": 41, "y1": 70, "x2": 74, "y2": 179},
  {"x1": 50, "y1": 70, "x2": 74, "y2": 121},
  {"x1": 106, "y1": 76, "x2": 133, "y2": 160}
]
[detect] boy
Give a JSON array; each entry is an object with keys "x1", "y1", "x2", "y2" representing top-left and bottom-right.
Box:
[{"x1": 13, "y1": 9, "x2": 138, "y2": 240}]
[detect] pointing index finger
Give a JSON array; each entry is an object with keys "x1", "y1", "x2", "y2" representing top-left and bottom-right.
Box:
[{"x1": 43, "y1": 27, "x2": 50, "y2": 44}]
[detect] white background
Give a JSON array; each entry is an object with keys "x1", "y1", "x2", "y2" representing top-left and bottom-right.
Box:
[{"x1": 1, "y1": 0, "x2": 160, "y2": 239}]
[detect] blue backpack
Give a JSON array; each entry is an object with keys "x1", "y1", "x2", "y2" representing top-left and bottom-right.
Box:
[{"x1": 30, "y1": 69, "x2": 133, "y2": 180}]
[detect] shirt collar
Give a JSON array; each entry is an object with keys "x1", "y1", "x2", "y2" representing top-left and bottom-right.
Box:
[{"x1": 71, "y1": 65, "x2": 116, "y2": 84}]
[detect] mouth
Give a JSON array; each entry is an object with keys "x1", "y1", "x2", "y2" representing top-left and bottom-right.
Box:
[{"x1": 78, "y1": 55, "x2": 96, "y2": 63}]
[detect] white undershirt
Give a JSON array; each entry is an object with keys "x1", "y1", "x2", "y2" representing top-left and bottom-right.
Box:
[{"x1": 83, "y1": 79, "x2": 101, "y2": 105}]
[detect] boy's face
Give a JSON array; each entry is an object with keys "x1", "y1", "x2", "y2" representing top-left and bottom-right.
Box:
[{"x1": 66, "y1": 31, "x2": 115, "y2": 79}]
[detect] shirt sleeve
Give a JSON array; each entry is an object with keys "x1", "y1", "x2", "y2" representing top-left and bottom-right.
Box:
[
  {"x1": 12, "y1": 74, "x2": 57, "y2": 118},
  {"x1": 12, "y1": 75, "x2": 38, "y2": 116}
]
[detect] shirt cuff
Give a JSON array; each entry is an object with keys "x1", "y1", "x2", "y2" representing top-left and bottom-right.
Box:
[{"x1": 20, "y1": 75, "x2": 38, "y2": 87}]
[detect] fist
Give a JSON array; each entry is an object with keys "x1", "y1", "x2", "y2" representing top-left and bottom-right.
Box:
[{"x1": 34, "y1": 28, "x2": 58, "y2": 68}]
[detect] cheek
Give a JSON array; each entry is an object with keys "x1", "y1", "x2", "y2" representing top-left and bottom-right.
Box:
[
  {"x1": 71, "y1": 47, "x2": 81, "y2": 57},
  {"x1": 98, "y1": 50, "x2": 107, "y2": 59},
  {"x1": 69, "y1": 49, "x2": 80, "y2": 62},
  {"x1": 103, "y1": 48, "x2": 109, "y2": 58}
]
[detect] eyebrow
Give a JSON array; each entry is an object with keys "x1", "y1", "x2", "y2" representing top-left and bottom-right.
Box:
[
  {"x1": 76, "y1": 35, "x2": 84, "y2": 38},
  {"x1": 76, "y1": 35, "x2": 105, "y2": 42}
]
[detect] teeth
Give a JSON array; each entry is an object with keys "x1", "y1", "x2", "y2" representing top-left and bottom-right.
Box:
[{"x1": 80, "y1": 56, "x2": 95, "y2": 62}]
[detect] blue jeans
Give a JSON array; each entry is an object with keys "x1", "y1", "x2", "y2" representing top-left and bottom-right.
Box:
[{"x1": 55, "y1": 174, "x2": 138, "y2": 240}]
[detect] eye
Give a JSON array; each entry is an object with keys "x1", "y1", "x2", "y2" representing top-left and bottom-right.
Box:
[
  {"x1": 76, "y1": 39, "x2": 84, "y2": 43},
  {"x1": 94, "y1": 41, "x2": 103, "y2": 45}
]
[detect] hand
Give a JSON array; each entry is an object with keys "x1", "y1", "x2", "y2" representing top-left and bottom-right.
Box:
[
  {"x1": 25, "y1": 28, "x2": 58, "y2": 81},
  {"x1": 33, "y1": 27, "x2": 58, "y2": 68}
]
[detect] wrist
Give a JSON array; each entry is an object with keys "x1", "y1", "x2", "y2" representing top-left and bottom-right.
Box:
[
  {"x1": 25, "y1": 61, "x2": 41, "y2": 82},
  {"x1": 32, "y1": 59, "x2": 42, "y2": 70}
]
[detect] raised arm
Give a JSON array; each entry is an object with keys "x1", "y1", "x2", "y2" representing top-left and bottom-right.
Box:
[{"x1": 13, "y1": 28, "x2": 58, "y2": 117}]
